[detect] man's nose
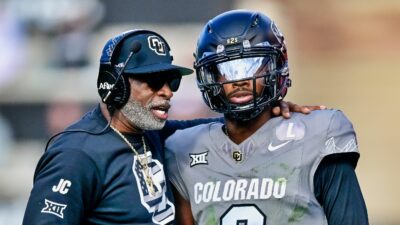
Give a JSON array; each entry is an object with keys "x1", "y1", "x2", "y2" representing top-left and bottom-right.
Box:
[{"x1": 157, "y1": 82, "x2": 173, "y2": 100}]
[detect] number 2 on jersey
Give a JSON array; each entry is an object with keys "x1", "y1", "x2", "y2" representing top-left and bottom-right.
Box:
[{"x1": 221, "y1": 204, "x2": 266, "y2": 225}]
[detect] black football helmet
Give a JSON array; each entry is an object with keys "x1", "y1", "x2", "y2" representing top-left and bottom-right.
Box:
[{"x1": 194, "y1": 10, "x2": 291, "y2": 121}]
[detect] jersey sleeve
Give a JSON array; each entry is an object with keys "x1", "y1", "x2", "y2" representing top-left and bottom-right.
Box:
[
  {"x1": 160, "y1": 117, "x2": 223, "y2": 142},
  {"x1": 22, "y1": 148, "x2": 101, "y2": 224},
  {"x1": 314, "y1": 155, "x2": 369, "y2": 225},
  {"x1": 323, "y1": 110, "x2": 359, "y2": 166},
  {"x1": 164, "y1": 145, "x2": 190, "y2": 201},
  {"x1": 313, "y1": 110, "x2": 368, "y2": 224}
]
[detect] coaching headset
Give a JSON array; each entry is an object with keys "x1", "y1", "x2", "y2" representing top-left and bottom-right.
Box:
[{"x1": 45, "y1": 29, "x2": 193, "y2": 150}]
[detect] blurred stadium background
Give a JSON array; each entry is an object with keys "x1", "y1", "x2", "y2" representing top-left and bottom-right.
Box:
[{"x1": 0, "y1": 0, "x2": 399, "y2": 224}]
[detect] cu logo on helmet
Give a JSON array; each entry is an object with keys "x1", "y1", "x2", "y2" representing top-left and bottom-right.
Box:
[{"x1": 148, "y1": 36, "x2": 166, "y2": 55}]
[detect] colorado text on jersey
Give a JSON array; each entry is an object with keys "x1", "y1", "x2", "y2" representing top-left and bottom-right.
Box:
[{"x1": 194, "y1": 177, "x2": 287, "y2": 204}]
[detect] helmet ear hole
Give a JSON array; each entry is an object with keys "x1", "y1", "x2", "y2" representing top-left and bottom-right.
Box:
[
  {"x1": 263, "y1": 75, "x2": 269, "y2": 87},
  {"x1": 270, "y1": 73, "x2": 277, "y2": 84},
  {"x1": 264, "y1": 73, "x2": 277, "y2": 87}
]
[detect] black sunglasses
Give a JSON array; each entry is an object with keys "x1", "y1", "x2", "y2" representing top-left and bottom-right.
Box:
[{"x1": 130, "y1": 73, "x2": 182, "y2": 92}]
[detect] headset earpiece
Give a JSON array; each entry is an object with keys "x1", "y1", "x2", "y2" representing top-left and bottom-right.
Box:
[{"x1": 97, "y1": 64, "x2": 130, "y2": 109}]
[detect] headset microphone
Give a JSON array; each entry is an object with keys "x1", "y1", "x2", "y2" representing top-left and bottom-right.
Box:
[{"x1": 102, "y1": 41, "x2": 142, "y2": 103}]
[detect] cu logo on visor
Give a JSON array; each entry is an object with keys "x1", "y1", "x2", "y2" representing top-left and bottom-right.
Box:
[{"x1": 148, "y1": 36, "x2": 166, "y2": 55}]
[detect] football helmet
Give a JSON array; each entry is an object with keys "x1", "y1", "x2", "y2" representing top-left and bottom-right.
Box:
[{"x1": 194, "y1": 10, "x2": 291, "y2": 121}]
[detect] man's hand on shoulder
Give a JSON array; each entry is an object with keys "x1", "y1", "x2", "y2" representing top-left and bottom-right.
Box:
[{"x1": 273, "y1": 101, "x2": 327, "y2": 119}]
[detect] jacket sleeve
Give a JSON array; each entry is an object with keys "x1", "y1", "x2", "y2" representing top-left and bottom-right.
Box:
[{"x1": 22, "y1": 148, "x2": 101, "y2": 225}]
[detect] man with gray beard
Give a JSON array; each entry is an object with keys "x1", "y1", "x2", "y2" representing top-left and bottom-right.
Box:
[{"x1": 23, "y1": 29, "x2": 320, "y2": 225}]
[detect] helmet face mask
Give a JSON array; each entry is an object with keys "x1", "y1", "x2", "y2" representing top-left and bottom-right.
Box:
[{"x1": 194, "y1": 10, "x2": 291, "y2": 121}]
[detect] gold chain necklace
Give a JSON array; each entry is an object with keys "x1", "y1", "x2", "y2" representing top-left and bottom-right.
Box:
[{"x1": 110, "y1": 125, "x2": 155, "y2": 195}]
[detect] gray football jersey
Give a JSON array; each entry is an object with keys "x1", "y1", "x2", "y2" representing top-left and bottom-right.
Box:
[{"x1": 165, "y1": 110, "x2": 359, "y2": 225}]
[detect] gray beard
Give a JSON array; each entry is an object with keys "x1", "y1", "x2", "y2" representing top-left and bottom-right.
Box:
[{"x1": 120, "y1": 98, "x2": 166, "y2": 130}]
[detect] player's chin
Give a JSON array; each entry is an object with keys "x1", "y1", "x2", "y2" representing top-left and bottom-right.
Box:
[{"x1": 145, "y1": 117, "x2": 166, "y2": 130}]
